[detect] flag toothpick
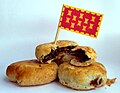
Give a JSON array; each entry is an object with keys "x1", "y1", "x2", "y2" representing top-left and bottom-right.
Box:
[{"x1": 54, "y1": 4, "x2": 103, "y2": 43}]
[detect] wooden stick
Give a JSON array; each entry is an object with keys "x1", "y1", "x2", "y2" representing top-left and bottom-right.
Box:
[
  {"x1": 54, "y1": 27, "x2": 60, "y2": 44},
  {"x1": 54, "y1": 5, "x2": 64, "y2": 44}
]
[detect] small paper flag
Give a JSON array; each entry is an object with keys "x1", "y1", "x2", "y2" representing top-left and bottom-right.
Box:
[{"x1": 58, "y1": 4, "x2": 103, "y2": 38}]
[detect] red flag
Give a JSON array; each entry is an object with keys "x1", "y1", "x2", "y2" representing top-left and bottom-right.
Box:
[{"x1": 58, "y1": 4, "x2": 103, "y2": 38}]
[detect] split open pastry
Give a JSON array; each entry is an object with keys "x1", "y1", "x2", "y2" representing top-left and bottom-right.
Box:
[
  {"x1": 35, "y1": 40, "x2": 79, "y2": 64},
  {"x1": 35, "y1": 40, "x2": 96, "y2": 66}
]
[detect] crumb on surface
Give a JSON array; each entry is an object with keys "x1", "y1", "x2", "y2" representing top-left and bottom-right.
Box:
[{"x1": 106, "y1": 78, "x2": 117, "y2": 86}]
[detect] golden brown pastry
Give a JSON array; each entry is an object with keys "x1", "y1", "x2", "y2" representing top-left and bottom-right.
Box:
[
  {"x1": 69, "y1": 46, "x2": 97, "y2": 66},
  {"x1": 58, "y1": 62, "x2": 107, "y2": 90},
  {"x1": 35, "y1": 40, "x2": 79, "y2": 64},
  {"x1": 6, "y1": 60, "x2": 58, "y2": 86}
]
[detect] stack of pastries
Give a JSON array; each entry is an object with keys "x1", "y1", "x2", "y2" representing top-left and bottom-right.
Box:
[{"x1": 6, "y1": 40, "x2": 108, "y2": 90}]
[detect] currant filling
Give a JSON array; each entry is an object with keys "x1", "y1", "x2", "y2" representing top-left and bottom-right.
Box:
[
  {"x1": 70, "y1": 49, "x2": 90, "y2": 63},
  {"x1": 42, "y1": 46, "x2": 90, "y2": 63},
  {"x1": 42, "y1": 46, "x2": 76, "y2": 63},
  {"x1": 90, "y1": 78, "x2": 102, "y2": 87}
]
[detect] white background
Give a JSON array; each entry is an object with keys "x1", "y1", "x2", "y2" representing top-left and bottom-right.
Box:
[{"x1": 0, "y1": 0, "x2": 120, "y2": 93}]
